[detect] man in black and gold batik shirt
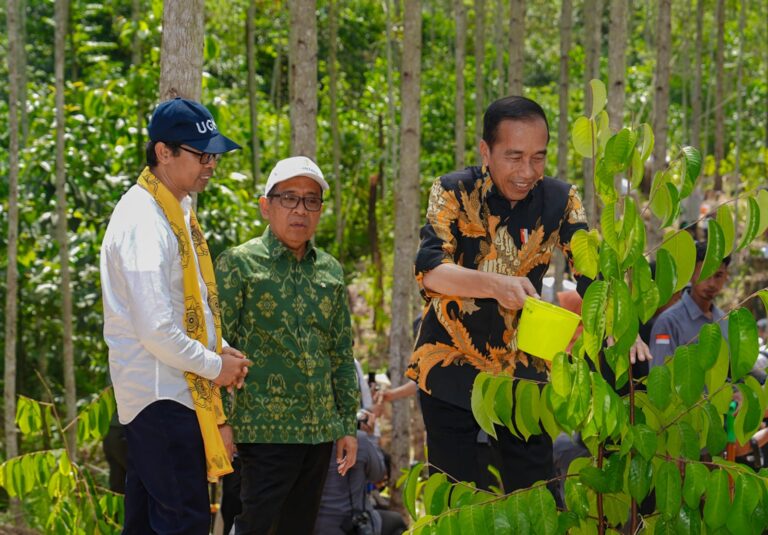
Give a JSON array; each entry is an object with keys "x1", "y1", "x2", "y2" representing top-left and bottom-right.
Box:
[
  {"x1": 406, "y1": 96, "x2": 590, "y2": 493},
  {"x1": 215, "y1": 157, "x2": 360, "y2": 535}
]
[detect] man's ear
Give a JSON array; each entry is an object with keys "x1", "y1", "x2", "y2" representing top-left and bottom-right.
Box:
[
  {"x1": 479, "y1": 139, "x2": 490, "y2": 167},
  {"x1": 258, "y1": 196, "x2": 270, "y2": 221},
  {"x1": 155, "y1": 142, "x2": 172, "y2": 164}
]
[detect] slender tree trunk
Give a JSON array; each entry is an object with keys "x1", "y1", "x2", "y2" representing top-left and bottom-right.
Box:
[
  {"x1": 159, "y1": 0, "x2": 204, "y2": 102},
  {"x1": 651, "y1": 0, "x2": 671, "y2": 178},
  {"x1": 713, "y1": 0, "x2": 725, "y2": 191},
  {"x1": 370, "y1": 115, "x2": 385, "y2": 355},
  {"x1": 329, "y1": 0, "x2": 344, "y2": 250},
  {"x1": 454, "y1": 0, "x2": 466, "y2": 168},
  {"x1": 289, "y1": 0, "x2": 318, "y2": 160},
  {"x1": 18, "y1": 0, "x2": 28, "y2": 145},
  {"x1": 54, "y1": 0, "x2": 77, "y2": 460},
  {"x1": 494, "y1": 0, "x2": 505, "y2": 97},
  {"x1": 607, "y1": 0, "x2": 627, "y2": 133},
  {"x1": 247, "y1": 0, "x2": 261, "y2": 188},
  {"x1": 272, "y1": 47, "x2": 283, "y2": 158},
  {"x1": 133, "y1": 0, "x2": 144, "y2": 168},
  {"x1": 582, "y1": 0, "x2": 603, "y2": 227},
  {"x1": 702, "y1": 25, "x2": 716, "y2": 164},
  {"x1": 734, "y1": 0, "x2": 746, "y2": 179},
  {"x1": 474, "y1": 0, "x2": 485, "y2": 158},
  {"x1": 691, "y1": 0, "x2": 704, "y2": 150},
  {"x1": 553, "y1": 0, "x2": 572, "y2": 296},
  {"x1": 384, "y1": 0, "x2": 399, "y2": 196},
  {"x1": 389, "y1": 0, "x2": 421, "y2": 513},
  {"x1": 507, "y1": 0, "x2": 525, "y2": 94},
  {"x1": 6, "y1": 0, "x2": 22, "y2": 470}
]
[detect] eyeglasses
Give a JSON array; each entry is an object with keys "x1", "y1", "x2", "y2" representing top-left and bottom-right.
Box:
[
  {"x1": 179, "y1": 146, "x2": 221, "y2": 165},
  {"x1": 267, "y1": 192, "x2": 324, "y2": 212}
]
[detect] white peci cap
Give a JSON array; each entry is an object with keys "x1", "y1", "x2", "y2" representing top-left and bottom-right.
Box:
[{"x1": 264, "y1": 156, "x2": 329, "y2": 195}]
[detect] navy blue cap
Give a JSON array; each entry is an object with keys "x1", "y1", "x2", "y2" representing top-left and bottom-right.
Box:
[{"x1": 148, "y1": 97, "x2": 241, "y2": 154}]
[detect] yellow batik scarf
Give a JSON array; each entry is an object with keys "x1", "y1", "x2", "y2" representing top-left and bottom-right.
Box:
[{"x1": 138, "y1": 166, "x2": 233, "y2": 480}]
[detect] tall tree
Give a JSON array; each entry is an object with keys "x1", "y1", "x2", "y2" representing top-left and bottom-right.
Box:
[
  {"x1": 5, "y1": 0, "x2": 22, "y2": 470},
  {"x1": 713, "y1": 0, "x2": 725, "y2": 190},
  {"x1": 554, "y1": 0, "x2": 573, "y2": 294},
  {"x1": 246, "y1": 0, "x2": 261, "y2": 188},
  {"x1": 159, "y1": 0, "x2": 204, "y2": 101},
  {"x1": 691, "y1": 0, "x2": 704, "y2": 150},
  {"x1": 607, "y1": 0, "x2": 628, "y2": 133},
  {"x1": 507, "y1": 0, "x2": 525, "y2": 94},
  {"x1": 454, "y1": 0, "x2": 466, "y2": 168},
  {"x1": 389, "y1": 0, "x2": 421, "y2": 512},
  {"x1": 54, "y1": 0, "x2": 77, "y2": 460},
  {"x1": 493, "y1": 0, "x2": 505, "y2": 97},
  {"x1": 329, "y1": 0, "x2": 344, "y2": 248},
  {"x1": 651, "y1": 0, "x2": 671, "y2": 180},
  {"x1": 289, "y1": 0, "x2": 318, "y2": 160},
  {"x1": 582, "y1": 0, "x2": 603, "y2": 226},
  {"x1": 474, "y1": 0, "x2": 485, "y2": 157}
]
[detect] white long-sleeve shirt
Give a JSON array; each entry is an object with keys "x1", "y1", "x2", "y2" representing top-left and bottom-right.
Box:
[{"x1": 101, "y1": 184, "x2": 223, "y2": 424}]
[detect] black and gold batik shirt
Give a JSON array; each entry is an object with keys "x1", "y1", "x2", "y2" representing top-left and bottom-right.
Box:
[{"x1": 406, "y1": 166, "x2": 590, "y2": 409}]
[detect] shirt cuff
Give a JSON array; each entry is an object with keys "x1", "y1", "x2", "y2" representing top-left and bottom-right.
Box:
[{"x1": 198, "y1": 349, "x2": 222, "y2": 380}]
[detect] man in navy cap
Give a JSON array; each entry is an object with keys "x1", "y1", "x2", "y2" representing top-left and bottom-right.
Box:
[{"x1": 101, "y1": 97, "x2": 251, "y2": 534}]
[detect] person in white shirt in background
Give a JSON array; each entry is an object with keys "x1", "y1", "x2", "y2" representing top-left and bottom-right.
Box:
[{"x1": 101, "y1": 97, "x2": 251, "y2": 535}]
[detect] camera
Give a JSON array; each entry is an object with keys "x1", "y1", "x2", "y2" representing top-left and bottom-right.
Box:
[
  {"x1": 356, "y1": 409, "x2": 369, "y2": 427},
  {"x1": 346, "y1": 510, "x2": 374, "y2": 535}
]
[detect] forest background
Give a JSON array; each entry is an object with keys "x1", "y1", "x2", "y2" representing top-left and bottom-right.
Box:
[{"x1": 1, "y1": 0, "x2": 767, "y2": 531}]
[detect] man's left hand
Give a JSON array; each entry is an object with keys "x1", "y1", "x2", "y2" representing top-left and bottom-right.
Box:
[
  {"x1": 606, "y1": 334, "x2": 652, "y2": 364},
  {"x1": 219, "y1": 423, "x2": 236, "y2": 461},
  {"x1": 336, "y1": 435, "x2": 358, "y2": 476}
]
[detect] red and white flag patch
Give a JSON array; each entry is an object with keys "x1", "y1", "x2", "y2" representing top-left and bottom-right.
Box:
[{"x1": 655, "y1": 334, "x2": 671, "y2": 345}]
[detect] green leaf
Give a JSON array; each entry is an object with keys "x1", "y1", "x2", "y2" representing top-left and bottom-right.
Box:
[
  {"x1": 759, "y1": 289, "x2": 768, "y2": 317},
  {"x1": 715, "y1": 204, "x2": 735, "y2": 255},
  {"x1": 571, "y1": 229, "x2": 600, "y2": 280},
  {"x1": 656, "y1": 460, "x2": 682, "y2": 520},
  {"x1": 599, "y1": 245, "x2": 620, "y2": 281},
  {"x1": 422, "y1": 473, "x2": 449, "y2": 516},
  {"x1": 727, "y1": 473, "x2": 760, "y2": 535},
  {"x1": 662, "y1": 183, "x2": 681, "y2": 227},
  {"x1": 402, "y1": 462, "x2": 424, "y2": 520},
  {"x1": 632, "y1": 423, "x2": 658, "y2": 461},
  {"x1": 675, "y1": 503, "x2": 703, "y2": 535},
  {"x1": 566, "y1": 360, "x2": 592, "y2": 430},
  {"x1": 458, "y1": 503, "x2": 493, "y2": 534},
  {"x1": 697, "y1": 219, "x2": 726, "y2": 282},
  {"x1": 591, "y1": 374, "x2": 611, "y2": 440},
  {"x1": 449, "y1": 484, "x2": 474, "y2": 508},
  {"x1": 677, "y1": 421, "x2": 700, "y2": 460},
  {"x1": 572, "y1": 116, "x2": 597, "y2": 158},
  {"x1": 737, "y1": 197, "x2": 761, "y2": 251},
  {"x1": 630, "y1": 148, "x2": 645, "y2": 189},
  {"x1": 683, "y1": 462, "x2": 709, "y2": 509},
  {"x1": 579, "y1": 466, "x2": 612, "y2": 494},
  {"x1": 638, "y1": 123, "x2": 655, "y2": 161},
  {"x1": 655, "y1": 248, "x2": 678, "y2": 308},
  {"x1": 601, "y1": 203, "x2": 619, "y2": 252},
  {"x1": 589, "y1": 79, "x2": 607, "y2": 119},
  {"x1": 581, "y1": 280, "x2": 609, "y2": 336},
  {"x1": 673, "y1": 345, "x2": 705, "y2": 408},
  {"x1": 705, "y1": 338, "x2": 730, "y2": 398},
  {"x1": 471, "y1": 373, "x2": 497, "y2": 439},
  {"x1": 16, "y1": 396, "x2": 43, "y2": 435},
  {"x1": 648, "y1": 365, "x2": 672, "y2": 410},
  {"x1": 538, "y1": 385, "x2": 561, "y2": 441},
  {"x1": 505, "y1": 492, "x2": 532, "y2": 534},
  {"x1": 757, "y1": 189, "x2": 768, "y2": 236},
  {"x1": 631, "y1": 255, "x2": 660, "y2": 323},
  {"x1": 697, "y1": 323, "x2": 722, "y2": 371},
  {"x1": 484, "y1": 376, "x2": 506, "y2": 426},
  {"x1": 528, "y1": 485, "x2": 558, "y2": 535},
  {"x1": 728, "y1": 307, "x2": 759, "y2": 381},
  {"x1": 680, "y1": 146, "x2": 702, "y2": 198},
  {"x1": 661, "y1": 231, "x2": 696, "y2": 293},
  {"x1": 515, "y1": 380, "x2": 542, "y2": 440},
  {"x1": 650, "y1": 174, "x2": 673, "y2": 223},
  {"x1": 551, "y1": 353, "x2": 571, "y2": 398},
  {"x1": 704, "y1": 402, "x2": 728, "y2": 457},
  {"x1": 703, "y1": 469, "x2": 730, "y2": 530},
  {"x1": 628, "y1": 455, "x2": 652, "y2": 502},
  {"x1": 735, "y1": 383, "x2": 762, "y2": 445},
  {"x1": 565, "y1": 473, "x2": 590, "y2": 519},
  {"x1": 494, "y1": 378, "x2": 519, "y2": 439},
  {"x1": 609, "y1": 279, "x2": 633, "y2": 340}
]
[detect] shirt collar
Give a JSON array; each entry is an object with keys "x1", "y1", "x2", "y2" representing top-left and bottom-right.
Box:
[
  {"x1": 681, "y1": 290, "x2": 711, "y2": 321},
  {"x1": 483, "y1": 166, "x2": 545, "y2": 208},
  {"x1": 263, "y1": 226, "x2": 317, "y2": 262}
]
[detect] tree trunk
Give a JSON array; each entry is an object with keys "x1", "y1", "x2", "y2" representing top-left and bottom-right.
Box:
[
  {"x1": 493, "y1": 0, "x2": 505, "y2": 97},
  {"x1": 329, "y1": 0, "x2": 344, "y2": 250},
  {"x1": 289, "y1": 0, "x2": 318, "y2": 160},
  {"x1": 6, "y1": 0, "x2": 21, "y2": 470},
  {"x1": 691, "y1": 0, "x2": 704, "y2": 150},
  {"x1": 713, "y1": 0, "x2": 725, "y2": 191},
  {"x1": 54, "y1": 0, "x2": 77, "y2": 460},
  {"x1": 651, "y1": 0, "x2": 671, "y2": 178},
  {"x1": 607, "y1": 0, "x2": 627, "y2": 133},
  {"x1": 507, "y1": 0, "x2": 525, "y2": 94},
  {"x1": 159, "y1": 0, "x2": 204, "y2": 102},
  {"x1": 582, "y1": 0, "x2": 603, "y2": 227},
  {"x1": 474, "y1": 0, "x2": 485, "y2": 158},
  {"x1": 454, "y1": 0, "x2": 466, "y2": 168},
  {"x1": 388, "y1": 0, "x2": 421, "y2": 513},
  {"x1": 370, "y1": 114, "x2": 385, "y2": 358},
  {"x1": 247, "y1": 0, "x2": 261, "y2": 189},
  {"x1": 384, "y1": 0, "x2": 399, "y2": 196},
  {"x1": 557, "y1": 0, "x2": 572, "y2": 184},
  {"x1": 734, "y1": 0, "x2": 746, "y2": 179}
]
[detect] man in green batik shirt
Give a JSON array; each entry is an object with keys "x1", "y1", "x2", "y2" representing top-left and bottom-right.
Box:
[{"x1": 215, "y1": 156, "x2": 360, "y2": 535}]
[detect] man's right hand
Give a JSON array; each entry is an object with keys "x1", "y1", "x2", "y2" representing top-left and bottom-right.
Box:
[
  {"x1": 213, "y1": 347, "x2": 252, "y2": 388},
  {"x1": 492, "y1": 274, "x2": 539, "y2": 310}
]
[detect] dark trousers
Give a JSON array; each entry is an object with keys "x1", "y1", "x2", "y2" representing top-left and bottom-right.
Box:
[
  {"x1": 235, "y1": 441, "x2": 333, "y2": 535},
  {"x1": 123, "y1": 400, "x2": 210, "y2": 535},
  {"x1": 419, "y1": 390, "x2": 553, "y2": 493}
]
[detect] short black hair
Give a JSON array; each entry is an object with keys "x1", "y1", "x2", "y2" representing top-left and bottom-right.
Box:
[
  {"x1": 146, "y1": 140, "x2": 182, "y2": 168},
  {"x1": 695, "y1": 240, "x2": 731, "y2": 267},
  {"x1": 482, "y1": 96, "x2": 550, "y2": 148}
]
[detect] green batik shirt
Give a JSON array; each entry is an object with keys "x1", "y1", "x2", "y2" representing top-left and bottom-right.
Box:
[{"x1": 215, "y1": 227, "x2": 359, "y2": 444}]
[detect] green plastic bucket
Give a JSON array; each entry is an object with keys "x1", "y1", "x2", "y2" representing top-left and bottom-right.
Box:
[{"x1": 517, "y1": 297, "x2": 582, "y2": 361}]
